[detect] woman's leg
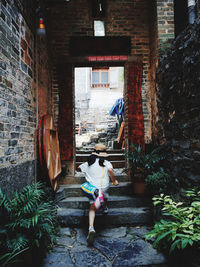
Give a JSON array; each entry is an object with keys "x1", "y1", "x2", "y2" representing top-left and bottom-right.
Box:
[
  {"x1": 89, "y1": 203, "x2": 96, "y2": 227},
  {"x1": 102, "y1": 198, "x2": 108, "y2": 214},
  {"x1": 87, "y1": 203, "x2": 96, "y2": 245},
  {"x1": 102, "y1": 188, "x2": 109, "y2": 214}
]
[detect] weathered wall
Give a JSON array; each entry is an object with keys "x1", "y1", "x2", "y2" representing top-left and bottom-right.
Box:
[
  {"x1": 156, "y1": 0, "x2": 175, "y2": 52},
  {"x1": 75, "y1": 67, "x2": 123, "y2": 130},
  {"x1": 149, "y1": 0, "x2": 158, "y2": 143},
  {"x1": 46, "y1": 0, "x2": 151, "y2": 145},
  {"x1": 157, "y1": 17, "x2": 200, "y2": 188},
  {"x1": 0, "y1": 0, "x2": 52, "y2": 194},
  {"x1": 147, "y1": 0, "x2": 175, "y2": 144},
  {"x1": 46, "y1": 0, "x2": 174, "y2": 148},
  {"x1": 37, "y1": 36, "x2": 53, "y2": 120}
]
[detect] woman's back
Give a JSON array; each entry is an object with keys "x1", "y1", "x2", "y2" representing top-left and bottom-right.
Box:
[{"x1": 79, "y1": 158, "x2": 113, "y2": 189}]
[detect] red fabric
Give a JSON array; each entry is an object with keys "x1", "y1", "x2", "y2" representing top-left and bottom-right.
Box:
[
  {"x1": 127, "y1": 62, "x2": 145, "y2": 151},
  {"x1": 58, "y1": 65, "x2": 73, "y2": 161}
]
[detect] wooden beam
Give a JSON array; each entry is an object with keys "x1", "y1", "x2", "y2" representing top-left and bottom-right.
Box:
[{"x1": 69, "y1": 36, "x2": 131, "y2": 56}]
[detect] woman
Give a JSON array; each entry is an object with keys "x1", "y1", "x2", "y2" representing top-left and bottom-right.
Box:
[{"x1": 78, "y1": 143, "x2": 119, "y2": 245}]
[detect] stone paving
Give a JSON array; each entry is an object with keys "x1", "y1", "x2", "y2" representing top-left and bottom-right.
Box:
[{"x1": 41, "y1": 226, "x2": 167, "y2": 267}]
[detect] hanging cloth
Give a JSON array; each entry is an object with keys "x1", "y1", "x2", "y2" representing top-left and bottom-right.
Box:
[{"x1": 109, "y1": 98, "x2": 124, "y2": 117}]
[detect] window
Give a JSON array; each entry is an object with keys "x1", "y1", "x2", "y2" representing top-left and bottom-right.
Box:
[
  {"x1": 91, "y1": 68, "x2": 109, "y2": 87},
  {"x1": 94, "y1": 20, "x2": 105, "y2": 36}
]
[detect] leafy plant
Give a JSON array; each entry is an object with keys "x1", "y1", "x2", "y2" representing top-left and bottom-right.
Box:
[
  {"x1": 145, "y1": 189, "x2": 200, "y2": 254},
  {"x1": 145, "y1": 169, "x2": 170, "y2": 195},
  {"x1": 126, "y1": 144, "x2": 164, "y2": 176},
  {"x1": 0, "y1": 182, "x2": 59, "y2": 267}
]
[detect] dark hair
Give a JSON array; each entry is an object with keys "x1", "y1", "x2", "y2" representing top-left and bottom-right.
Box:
[{"x1": 87, "y1": 154, "x2": 105, "y2": 167}]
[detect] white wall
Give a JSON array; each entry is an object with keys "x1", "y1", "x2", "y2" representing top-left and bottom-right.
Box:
[{"x1": 75, "y1": 67, "x2": 124, "y2": 127}]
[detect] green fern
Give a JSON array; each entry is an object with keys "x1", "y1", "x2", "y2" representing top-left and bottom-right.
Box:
[{"x1": 0, "y1": 182, "x2": 59, "y2": 267}]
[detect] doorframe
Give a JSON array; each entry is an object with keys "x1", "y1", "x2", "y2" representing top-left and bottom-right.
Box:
[
  {"x1": 57, "y1": 55, "x2": 143, "y2": 177},
  {"x1": 72, "y1": 60, "x2": 130, "y2": 176}
]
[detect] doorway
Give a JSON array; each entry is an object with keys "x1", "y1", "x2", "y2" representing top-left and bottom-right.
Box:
[
  {"x1": 74, "y1": 66, "x2": 125, "y2": 152},
  {"x1": 57, "y1": 61, "x2": 144, "y2": 177}
]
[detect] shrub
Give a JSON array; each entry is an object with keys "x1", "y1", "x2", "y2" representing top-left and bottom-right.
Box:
[
  {"x1": 145, "y1": 189, "x2": 200, "y2": 254},
  {"x1": 0, "y1": 182, "x2": 59, "y2": 267},
  {"x1": 145, "y1": 169, "x2": 170, "y2": 195}
]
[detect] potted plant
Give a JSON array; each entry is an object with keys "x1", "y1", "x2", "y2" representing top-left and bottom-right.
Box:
[{"x1": 126, "y1": 144, "x2": 163, "y2": 196}]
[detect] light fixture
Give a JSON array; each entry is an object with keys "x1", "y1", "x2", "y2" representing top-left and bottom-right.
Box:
[{"x1": 37, "y1": 17, "x2": 46, "y2": 35}]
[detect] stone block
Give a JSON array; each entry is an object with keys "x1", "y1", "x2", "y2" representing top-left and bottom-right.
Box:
[
  {"x1": 11, "y1": 132, "x2": 19, "y2": 139},
  {"x1": 0, "y1": 160, "x2": 35, "y2": 195},
  {"x1": 8, "y1": 102, "x2": 16, "y2": 110},
  {"x1": 41, "y1": 250, "x2": 74, "y2": 267},
  {"x1": 0, "y1": 123, "x2": 4, "y2": 131},
  {"x1": 94, "y1": 237, "x2": 130, "y2": 261},
  {"x1": 21, "y1": 61, "x2": 27, "y2": 73},
  {"x1": 99, "y1": 227, "x2": 127, "y2": 238},
  {"x1": 8, "y1": 139, "x2": 18, "y2": 146},
  {"x1": 12, "y1": 19, "x2": 19, "y2": 32},
  {"x1": 21, "y1": 38, "x2": 27, "y2": 50},
  {"x1": 71, "y1": 244, "x2": 111, "y2": 267},
  {"x1": 113, "y1": 239, "x2": 166, "y2": 266},
  {"x1": 0, "y1": 61, "x2": 6, "y2": 70}
]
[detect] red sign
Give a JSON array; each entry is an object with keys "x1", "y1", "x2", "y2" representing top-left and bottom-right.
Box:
[{"x1": 88, "y1": 55, "x2": 128, "y2": 62}]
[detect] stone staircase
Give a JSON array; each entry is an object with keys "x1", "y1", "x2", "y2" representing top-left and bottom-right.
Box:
[{"x1": 57, "y1": 149, "x2": 152, "y2": 227}]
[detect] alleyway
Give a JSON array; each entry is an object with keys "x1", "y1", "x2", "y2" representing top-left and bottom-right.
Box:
[
  {"x1": 1, "y1": 0, "x2": 200, "y2": 266},
  {"x1": 42, "y1": 226, "x2": 167, "y2": 267}
]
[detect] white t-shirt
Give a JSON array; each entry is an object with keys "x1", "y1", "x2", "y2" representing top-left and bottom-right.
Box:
[{"x1": 79, "y1": 159, "x2": 113, "y2": 189}]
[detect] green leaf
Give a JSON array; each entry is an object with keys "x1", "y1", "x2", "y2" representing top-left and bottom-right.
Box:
[
  {"x1": 170, "y1": 240, "x2": 180, "y2": 253},
  {"x1": 188, "y1": 240, "x2": 194, "y2": 246},
  {"x1": 35, "y1": 239, "x2": 40, "y2": 247},
  {"x1": 153, "y1": 201, "x2": 161, "y2": 206},
  {"x1": 172, "y1": 231, "x2": 177, "y2": 241},
  {"x1": 181, "y1": 239, "x2": 189, "y2": 250},
  {"x1": 154, "y1": 230, "x2": 173, "y2": 245}
]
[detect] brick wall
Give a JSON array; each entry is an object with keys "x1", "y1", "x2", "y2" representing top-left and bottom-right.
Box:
[
  {"x1": 36, "y1": 36, "x2": 53, "y2": 120},
  {"x1": 0, "y1": 0, "x2": 176, "y2": 188},
  {"x1": 46, "y1": 0, "x2": 157, "y2": 144},
  {"x1": 156, "y1": 0, "x2": 175, "y2": 53},
  {"x1": 0, "y1": 0, "x2": 53, "y2": 194},
  {"x1": 149, "y1": 0, "x2": 159, "y2": 143},
  {"x1": 149, "y1": 0, "x2": 175, "y2": 143},
  {"x1": 44, "y1": 0, "x2": 175, "y2": 170}
]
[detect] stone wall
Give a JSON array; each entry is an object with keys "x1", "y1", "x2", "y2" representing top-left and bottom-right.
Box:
[
  {"x1": 156, "y1": 17, "x2": 200, "y2": 188},
  {"x1": 0, "y1": 0, "x2": 52, "y2": 194}
]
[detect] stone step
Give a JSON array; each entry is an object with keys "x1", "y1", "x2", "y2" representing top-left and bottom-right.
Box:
[
  {"x1": 76, "y1": 153, "x2": 125, "y2": 162},
  {"x1": 59, "y1": 172, "x2": 131, "y2": 185},
  {"x1": 57, "y1": 207, "x2": 152, "y2": 227},
  {"x1": 58, "y1": 182, "x2": 133, "y2": 198},
  {"x1": 76, "y1": 160, "x2": 125, "y2": 169},
  {"x1": 58, "y1": 195, "x2": 151, "y2": 209}
]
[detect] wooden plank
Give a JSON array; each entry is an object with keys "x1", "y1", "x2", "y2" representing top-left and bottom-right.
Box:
[
  {"x1": 117, "y1": 122, "x2": 125, "y2": 148},
  {"x1": 42, "y1": 115, "x2": 62, "y2": 190}
]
